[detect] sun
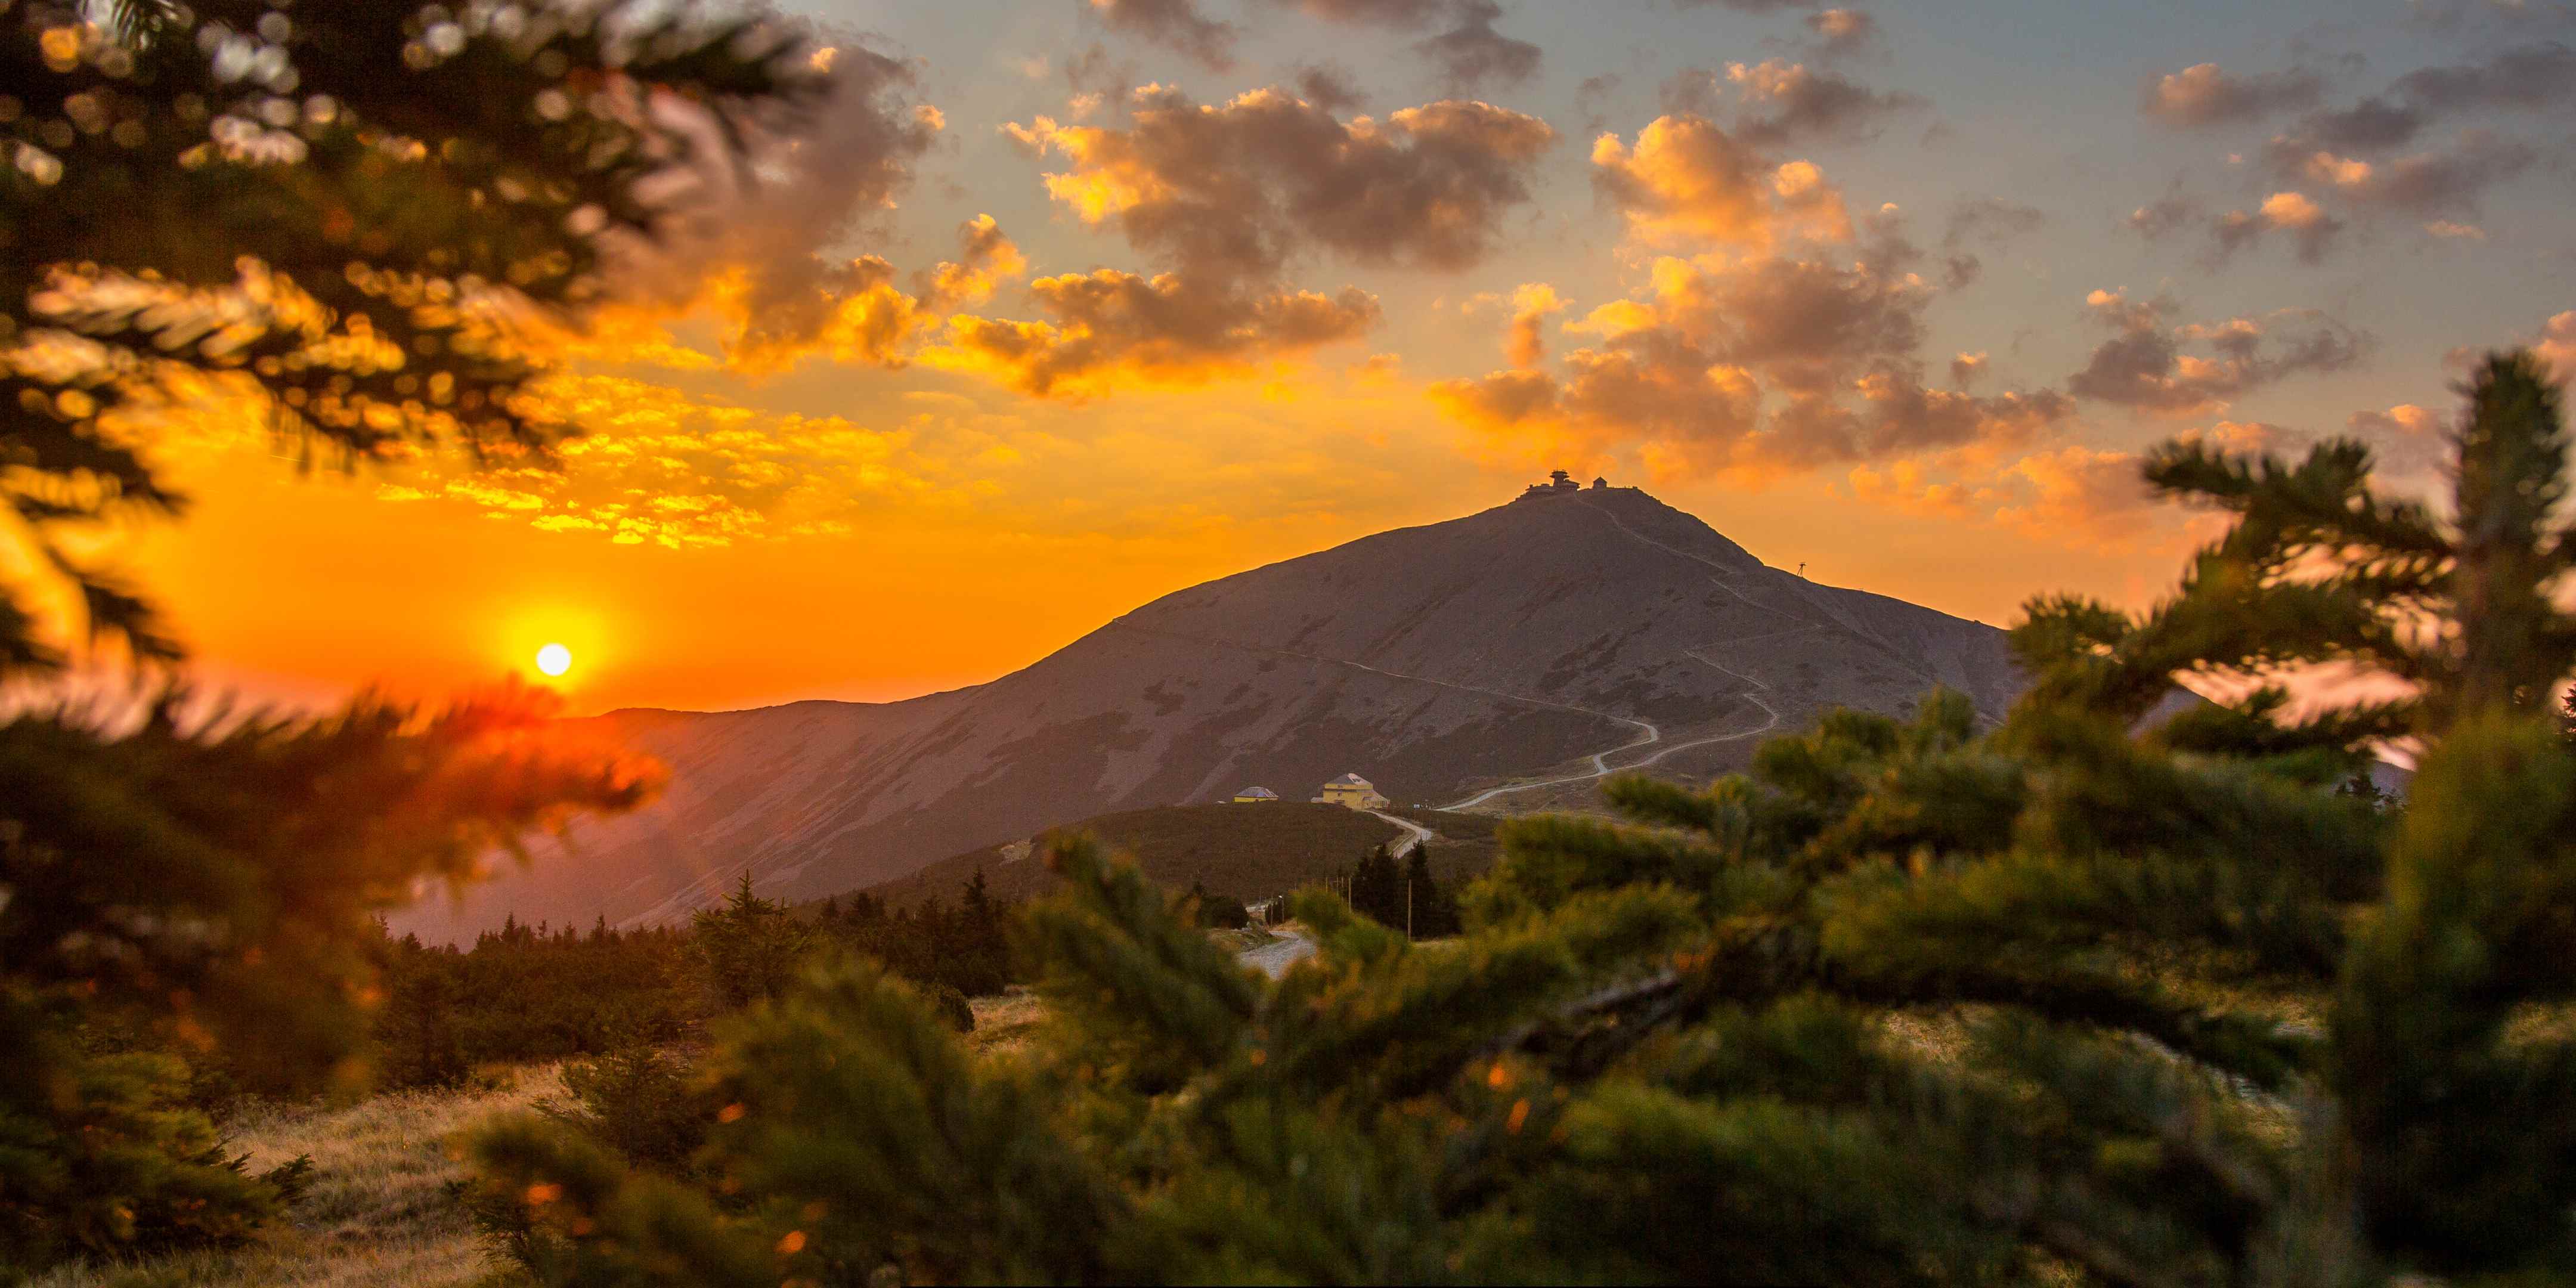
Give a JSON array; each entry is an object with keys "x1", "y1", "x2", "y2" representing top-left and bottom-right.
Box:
[{"x1": 535, "y1": 642, "x2": 572, "y2": 677}]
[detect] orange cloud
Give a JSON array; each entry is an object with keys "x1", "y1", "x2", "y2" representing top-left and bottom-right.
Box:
[
  {"x1": 1009, "y1": 88, "x2": 1555, "y2": 283},
  {"x1": 927, "y1": 271, "x2": 1379, "y2": 399},
  {"x1": 585, "y1": 42, "x2": 942, "y2": 369},
  {"x1": 950, "y1": 86, "x2": 1551, "y2": 400},
  {"x1": 1503, "y1": 283, "x2": 1567, "y2": 369},
  {"x1": 1590, "y1": 114, "x2": 1850, "y2": 249},
  {"x1": 1853, "y1": 445, "x2": 2180, "y2": 555},
  {"x1": 2539, "y1": 311, "x2": 2576, "y2": 383},
  {"x1": 2066, "y1": 290, "x2": 2365, "y2": 416},
  {"x1": 1435, "y1": 246, "x2": 2069, "y2": 480}
]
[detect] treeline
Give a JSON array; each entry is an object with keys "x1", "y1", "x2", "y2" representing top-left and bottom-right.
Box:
[
  {"x1": 1344, "y1": 842, "x2": 1462, "y2": 938},
  {"x1": 370, "y1": 871, "x2": 1018, "y2": 1089}
]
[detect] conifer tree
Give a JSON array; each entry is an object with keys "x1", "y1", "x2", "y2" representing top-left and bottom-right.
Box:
[
  {"x1": 3, "y1": 0, "x2": 838, "y2": 670},
  {"x1": 3, "y1": 687, "x2": 657, "y2": 1271},
  {"x1": 1400, "y1": 846, "x2": 1457, "y2": 939},
  {"x1": 690, "y1": 872, "x2": 819, "y2": 1010},
  {"x1": 467, "y1": 352, "x2": 2576, "y2": 1286},
  {"x1": 1347, "y1": 841, "x2": 1404, "y2": 928},
  {"x1": 2, "y1": 0, "x2": 829, "y2": 1271}
]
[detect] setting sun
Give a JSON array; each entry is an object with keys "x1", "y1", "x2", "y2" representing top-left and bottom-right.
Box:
[{"x1": 535, "y1": 643, "x2": 572, "y2": 677}]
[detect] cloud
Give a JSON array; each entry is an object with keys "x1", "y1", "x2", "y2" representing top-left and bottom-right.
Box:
[
  {"x1": 1939, "y1": 197, "x2": 2044, "y2": 288},
  {"x1": 1852, "y1": 445, "x2": 2181, "y2": 554},
  {"x1": 2539, "y1": 311, "x2": 2576, "y2": 384},
  {"x1": 2211, "y1": 190, "x2": 2346, "y2": 264},
  {"x1": 709, "y1": 215, "x2": 1029, "y2": 376},
  {"x1": 1949, "y1": 351, "x2": 1988, "y2": 387},
  {"x1": 1676, "y1": 58, "x2": 1922, "y2": 146},
  {"x1": 928, "y1": 271, "x2": 1380, "y2": 398},
  {"x1": 1263, "y1": 0, "x2": 1542, "y2": 94},
  {"x1": 1591, "y1": 114, "x2": 1851, "y2": 248},
  {"x1": 1992, "y1": 445, "x2": 2161, "y2": 550},
  {"x1": 2267, "y1": 128, "x2": 2536, "y2": 220},
  {"x1": 2256, "y1": 42, "x2": 2568, "y2": 201},
  {"x1": 2129, "y1": 42, "x2": 2563, "y2": 264},
  {"x1": 1503, "y1": 282, "x2": 1568, "y2": 369},
  {"x1": 1674, "y1": 0, "x2": 1824, "y2": 11},
  {"x1": 2219, "y1": 43, "x2": 2574, "y2": 156},
  {"x1": 1414, "y1": 1, "x2": 1544, "y2": 93},
  {"x1": 2389, "y1": 40, "x2": 2576, "y2": 115},
  {"x1": 2346, "y1": 401, "x2": 2446, "y2": 475},
  {"x1": 1804, "y1": 8, "x2": 1883, "y2": 55},
  {"x1": 1854, "y1": 443, "x2": 2174, "y2": 549},
  {"x1": 1293, "y1": 64, "x2": 1367, "y2": 114},
  {"x1": 1434, "y1": 243, "x2": 2072, "y2": 479},
  {"x1": 2286, "y1": 97, "x2": 2429, "y2": 153},
  {"x1": 371, "y1": 373, "x2": 968, "y2": 548},
  {"x1": 2066, "y1": 289, "x2": 2367, "y2": 414},
  {"x1": 592, "y1": 39, "x2": 941, "y2": 365},
  {"x1": 2140, "y1": 63, "x2": 2323, "y2": 126},
  {"x1": 964, "y1": 86, "x2": 1550, "y2": 398},
  {"x1": 1082, "y1": 0, "x2": 1237, "y2": 72},
  {"x1": 1007, "y1": 88, "x2": 1556, "y2": 284}
]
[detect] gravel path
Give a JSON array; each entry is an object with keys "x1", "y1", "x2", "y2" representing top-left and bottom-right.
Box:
[{"x1": 1238, "y1": 929, "x2": 1316, "y2": 979}]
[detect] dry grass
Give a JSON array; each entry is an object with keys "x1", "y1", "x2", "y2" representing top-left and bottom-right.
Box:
[
  {"x1": 967, "y1": 987, "x2": 1051, "y2": 1060},
  {"x1": 38, "y1": 1064, "x2": 568, "y2": 1288}
]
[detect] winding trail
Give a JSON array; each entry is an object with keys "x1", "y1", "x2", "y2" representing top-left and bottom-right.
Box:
[
  {"x1": 1369, "y1": 810, "x2": 1434, "y2": 856},
  {"x1": 1435, "y1": 648, "x2": 1787, "y2": 810},
  {"x1": 1239, "y1": 930, "x2": 1315, "y2": 979}
]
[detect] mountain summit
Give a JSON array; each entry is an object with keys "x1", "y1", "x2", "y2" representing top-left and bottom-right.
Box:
[{"x1": 398, "y1": 485, "x2": 2021, "y2": 938}]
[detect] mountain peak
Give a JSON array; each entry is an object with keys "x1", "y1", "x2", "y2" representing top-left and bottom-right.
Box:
[{"x1": 397, "y1": 488, "x2": 2020, "y2": 942}]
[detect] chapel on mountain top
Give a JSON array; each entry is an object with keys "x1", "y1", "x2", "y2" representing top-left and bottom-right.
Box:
[{"x1": 1519, "y1": 469, "x2": 1608, "y2": 499}]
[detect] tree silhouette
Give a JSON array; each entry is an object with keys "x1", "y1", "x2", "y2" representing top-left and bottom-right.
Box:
[
  {"x1": 1, "y1": 0, "x2": 821, "y2": 1269},
  {"x1": 2, "y1": 0, "x2": 828, "y2": 671}
]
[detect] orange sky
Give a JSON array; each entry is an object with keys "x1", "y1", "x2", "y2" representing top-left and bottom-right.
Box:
[
  {"x1": 126, "y1": 363, "x2": 2196, "y2": 716},
  {"x1": 62, "y1": 0, "x2": 2576, "y2": 716}
]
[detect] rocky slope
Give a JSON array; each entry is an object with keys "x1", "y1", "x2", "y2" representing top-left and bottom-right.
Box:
[{"x1": 397, "y1": 485, "x2": 2023, "y2": 939}]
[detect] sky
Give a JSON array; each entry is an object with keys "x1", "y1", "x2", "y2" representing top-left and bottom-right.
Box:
[{"x1": 121, "y1": 0, "x2": 2576, "y2": 714}]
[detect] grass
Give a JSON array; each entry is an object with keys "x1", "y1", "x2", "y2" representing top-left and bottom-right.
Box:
[
  {"x1": 967, "y1": 988, "x2": 1051, "y2": 1060},
  {"x1": 36, "y1": 1064, "x2": 570, "y2": 1288},
  {"x1": 39, "y1": 990, "x2": 1070, "y2": 1287}
]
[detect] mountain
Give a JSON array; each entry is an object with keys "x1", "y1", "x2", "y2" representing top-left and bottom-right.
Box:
[{"x1": 395, "y1": 484, "x2": 2023, "y2": 940}]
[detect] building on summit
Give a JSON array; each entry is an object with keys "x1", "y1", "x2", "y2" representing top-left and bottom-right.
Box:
[
  {"x1": 1231, "y1": 785, "x2": 1279, "y2": 803},
  {"x1": 1314, "y1": 772, "x2": 1390, "y2": 810},
  {"x1": 1520, "y1": 469, "x2": 1602, "y2": 500}
]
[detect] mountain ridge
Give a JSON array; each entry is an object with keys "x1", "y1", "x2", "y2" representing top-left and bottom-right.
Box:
[{"x1": 395, "y1": 485, "x2": 2023, "y2": 941}]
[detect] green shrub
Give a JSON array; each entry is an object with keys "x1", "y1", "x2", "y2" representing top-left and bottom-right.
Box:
[{"x1": 922, "y1": 983, "x2": 976, "y2": 1034}]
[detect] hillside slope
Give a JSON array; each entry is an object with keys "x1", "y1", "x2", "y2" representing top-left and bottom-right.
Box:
[{"x1": 398, "y1": 486, "x2": 2021, "y2": 939}]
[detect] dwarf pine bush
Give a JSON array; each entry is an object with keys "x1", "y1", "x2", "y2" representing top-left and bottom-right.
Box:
[{"x1": 467, "y1": 353, "x2": 2576, "y2": 1286}]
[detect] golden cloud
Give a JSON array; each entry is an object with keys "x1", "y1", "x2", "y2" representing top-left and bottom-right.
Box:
[
  {"x1": 927, "y1": 271, "x2": 1379, "y2": 399},
  {"x1": 1008, "y1": 87, "x2": 1556, "y2": 284},
  {"x1": 1590, "y1": 114, "x2": 1850, "y2": 249}
]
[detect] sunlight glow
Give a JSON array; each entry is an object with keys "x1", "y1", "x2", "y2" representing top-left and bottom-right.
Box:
[{"x1": 535, "y1": 642, "x2": 572, "y2": 677}]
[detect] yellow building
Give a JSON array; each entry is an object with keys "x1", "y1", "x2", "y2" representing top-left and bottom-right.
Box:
[
  {"x1": 1231, "y1": 786, "x2": 1279, "y2": 803},
  {"x1": 1314, "y1": 772, "x2": 1390, "y2": 810}
]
